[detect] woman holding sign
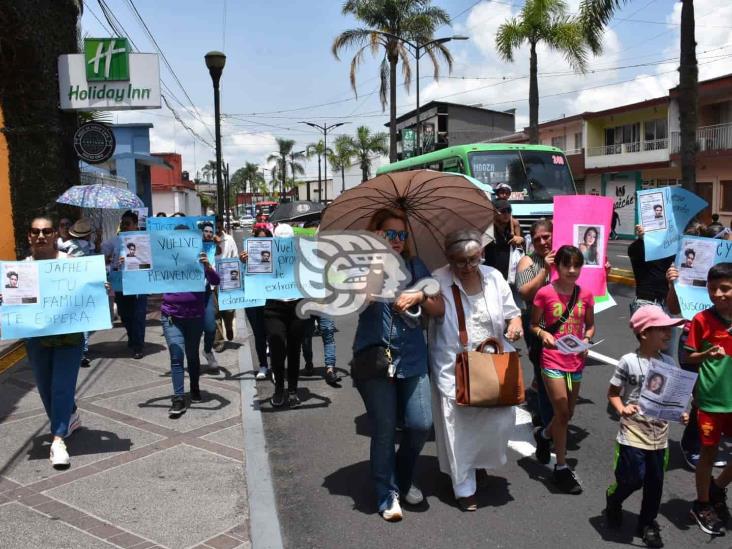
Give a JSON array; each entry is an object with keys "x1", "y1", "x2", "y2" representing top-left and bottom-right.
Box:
[
  {"x1": 19, "y1": 216, "x2": 83, "y2": 469},
  {"x1": 161, "y1": 229, "x2": 221, "y2": 418}
]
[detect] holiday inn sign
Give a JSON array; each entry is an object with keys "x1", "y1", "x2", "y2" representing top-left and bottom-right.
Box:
[{"x1": 58, "y1": 38, "x2": 160, "y2": 111}]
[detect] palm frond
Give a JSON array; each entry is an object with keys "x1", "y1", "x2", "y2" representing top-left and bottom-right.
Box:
[{"x1": 495, "y1": 18, "x2": 526, "y2": 62}]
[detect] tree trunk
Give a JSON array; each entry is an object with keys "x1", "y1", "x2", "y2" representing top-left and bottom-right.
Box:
[
  {"x1": 528, "y1": 41, "x2": 539, "y2": 145},
  {"x1": 361, "y1": 157, "x2": 368, "y2": 182},
  {"x1": 0, "y1": 0, "x2": 81, "y2": 257},
  {"x1": 341, "y1": 166, "x2": 345, "y2": 192},
  {"x1": 679, "y1": 0, "x2": 698, "y2": 192},
  {"x1": 388, "y1": 51, "x2": 398, "y2": 162}
]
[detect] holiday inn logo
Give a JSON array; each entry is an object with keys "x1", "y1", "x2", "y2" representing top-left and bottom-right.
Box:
[{"x1": 84, "y1": 38, "x2": 129, "y2": 81}]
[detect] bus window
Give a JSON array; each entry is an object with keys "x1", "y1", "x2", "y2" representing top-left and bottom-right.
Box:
[
  {"x1": 442, "y1": 157, "x2": 461, "y2": 173},
  {"x1": 468, "y1": 151, "x2": 527, "y2": 195}
]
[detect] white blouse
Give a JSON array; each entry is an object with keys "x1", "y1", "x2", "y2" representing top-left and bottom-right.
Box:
[{"x1": 428, "y1": 264, "x2": 521, "y2": 399}]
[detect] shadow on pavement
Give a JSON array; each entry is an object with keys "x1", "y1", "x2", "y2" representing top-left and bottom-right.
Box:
[
  {"x1": 138, "y1": 391, "x2": 232, "y2": 412},
  {"x1": 516, "y1": 456, "x2": 579, "y2": 494},
  {"x1": 659, "y1": 498, "x2": 696, "y2": 532},
  {"x1": 587, "y1": 513, "x2": 635, "y2": 544},
  {"x1": 88, "y1": 341, "x2": 167, "y2": 359},
  {"x1": 257, "y1": 387, "x2": 332, "y2": 412},
  {"x1": 27, "y1": 429, "x2": 132, "y2": 460}
]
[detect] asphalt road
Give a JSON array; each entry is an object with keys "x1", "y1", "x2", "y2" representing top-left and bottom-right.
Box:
[
  {"x1": 257, "y1": 283, "x2": 731, "y2": 549},
  {"x1": 607, "y1": 239, "x2": 633, "y2": 272}
]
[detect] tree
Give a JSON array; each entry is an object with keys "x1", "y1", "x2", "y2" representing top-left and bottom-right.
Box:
[
  {"x1": 329, "y1": 135, "x2": 357, "y2": 193},
  {"x1": 306, "y1": 140, "x2": 332, "y2": 201},
  {"x1": 201, "y1": 160, "x2": 217, "y2": 184},
  {"x1": 0, "y1": 0, "x2": 82, "y2": 256},
  {"x1": 267, "y1": 138, "x2": 298, "y2": 199},
  {"x1": 347, "y1": 126, "x2": 389, "y2": 182},
  {"x1": 333, "y1": 0, "x2": 453, "y2": 162},
  {"x1": 496, "y1": 0, "x2": 590, "y2": 144},
  {"x1": 579, "y1": 0, "x2": 698, "y2": 191}
]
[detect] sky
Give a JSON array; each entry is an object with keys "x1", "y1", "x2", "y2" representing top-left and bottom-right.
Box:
[{"x1": 79, "y1": 0, "x2": 732, "y2": 179}]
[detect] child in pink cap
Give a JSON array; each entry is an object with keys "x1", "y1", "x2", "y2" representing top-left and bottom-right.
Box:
[{"x1": 604, "y1": 305, "x2": 687, "y2": 548}]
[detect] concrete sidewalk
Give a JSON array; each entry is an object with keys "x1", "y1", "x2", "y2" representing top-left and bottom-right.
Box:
[{"x1": 0, "y1": 311, "x2": 251, "y2": 549}]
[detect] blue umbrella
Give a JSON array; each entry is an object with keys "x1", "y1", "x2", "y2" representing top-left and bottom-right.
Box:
[{"x1": 56, "y1": 184, "x2": 144, "y2": 210}]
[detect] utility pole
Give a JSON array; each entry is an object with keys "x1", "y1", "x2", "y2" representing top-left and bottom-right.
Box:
[{"x1": 300, "y1": 121, "x2": 349, "y2": 203}]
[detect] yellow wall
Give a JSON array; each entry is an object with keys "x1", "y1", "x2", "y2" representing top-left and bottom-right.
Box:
[
  {"x1": 586, "y1": 106, "x2": 669, "y2": 149},
  {"x1": 0, "y1": 108, "x2": 16, "y2": 259}
]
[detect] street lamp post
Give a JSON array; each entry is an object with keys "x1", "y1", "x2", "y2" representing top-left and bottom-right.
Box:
[
  {"x1": 290, "y1": 149, "x2": 305, "y2": 201},
  {"x1": 205, "y1": 51, "x2": 226, "y2": 220},
  {"x1": 300, "y1": 121, "x2": 349, "y2": 203}
]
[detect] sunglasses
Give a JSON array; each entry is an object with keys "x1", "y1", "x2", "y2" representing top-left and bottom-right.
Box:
[
  {"x1": 30, "y1": 228, "x2": 55, "y2": 237},
  {"x1": 452, "y1": 256, "x2": 482, "y2": 268},
  {"x1": 383, "y1": 229, "x2": 409, "y2": 242}
]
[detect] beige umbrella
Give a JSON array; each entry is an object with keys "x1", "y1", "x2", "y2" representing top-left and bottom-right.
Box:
[{"x1": 320, "y1": 170, "x2": 496, "y2": 271}]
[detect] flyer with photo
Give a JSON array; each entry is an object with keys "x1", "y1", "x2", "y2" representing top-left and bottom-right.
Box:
[
  {"x1": 639, "y1": 359, "x2": 697, "y2": 423},
  {"x1": 121, "y1": 234, "x2": 153, "y2": 271},
  {"x1": 217, "y1": 258, "x2": 242, "y2": 291},
  {"x1": 677, "y1": 237, "x2": 716, "y2": 287},
  {"x1": 639, "y1": 192, "x2": 667, "y2": 232},
  {"x1": 246, "y1": 239, "x2": 274, "y2": 274},
  {"x1": 133, "y1": 207, "x2": 149, "y2": 230},
  {"x1": 573, "y1": 224, "x2": 604, "y2": 268},
  {"x1": 1, "y1": 262, "x2": 40, "y2": 305}
]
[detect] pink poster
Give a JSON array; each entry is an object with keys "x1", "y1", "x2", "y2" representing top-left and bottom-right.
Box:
[{"x1": 551, "y1": 195, "x2": 613, "y2": 297}]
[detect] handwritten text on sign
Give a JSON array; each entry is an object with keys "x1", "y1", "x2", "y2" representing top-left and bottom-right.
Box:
[
  {"x1": 122, "y1": 230, "x2": 205, "y2": 295},
  {"x1": 244, "y1": 237, "x2": 303, "y2": 301},
  {"x1": 0, "y1": 256, "x2": 112, "y2": 339},
  {"x1": 674, "y1": 236, "x2": 732, "y2": 320}
]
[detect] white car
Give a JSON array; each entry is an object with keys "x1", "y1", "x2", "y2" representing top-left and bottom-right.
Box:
[{"x1": 239, "y1": 215, "x2": 255, "y2": 228}]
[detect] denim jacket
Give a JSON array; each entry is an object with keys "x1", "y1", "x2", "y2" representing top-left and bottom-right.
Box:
[{"x1": 352, "y1": 256, "x2": 430, "y2": 378}]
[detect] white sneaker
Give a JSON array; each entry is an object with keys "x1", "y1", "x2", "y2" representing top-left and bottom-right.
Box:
[
  {"x1": 65, "y1": 411, "x2": 82, "y2": 438},
  {"x1": 203, "y1": 351, "x2": 219, "y2": 368},
  {"x1": 381, "y1": 497, "x2": 403, "y2": 522},
  {"x1": 404, "y1": 485, "x2": 424, "y2": 505},
  {"x1": 50, "y1": 439, "x2": 70, "y2": 469},
  {"x1": 255, "y1": 367, "x2": 269, "y2": 380}
]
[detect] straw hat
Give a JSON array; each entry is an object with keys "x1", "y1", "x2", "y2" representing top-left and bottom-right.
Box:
[{"x1": 69, "y1": 218, "x2": 93, "y2": 238}]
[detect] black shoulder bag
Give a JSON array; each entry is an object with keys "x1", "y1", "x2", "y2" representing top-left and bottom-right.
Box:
[{"x1": 528, "y1": 285, "x2": 580, "y2": 365}]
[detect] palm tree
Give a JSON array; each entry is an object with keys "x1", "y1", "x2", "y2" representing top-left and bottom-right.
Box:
[
  {"x1": 333, "y1": 0, "x2": 453, "y2": 162},
  {"x1": 496, "y1": 0, "x2": 590, "y2": 144},
  {"x1": 347, "y1": 126, "x2": 389, "y2": 182},
  {"x1": 231, "y1": 162, "x2": 265, "y2": 211},
  {"x1": 306, "y1": 140, "x2": 332, "y2": 201},
  {"x1": 579, "y1": 0, "x2": 697, "y2": 191},
  {"x1": 201, "y1": 160, "x2": 217, "y2": 184},
  {"x1": 329, "y1": 135, "x2": 357, "y2": 193},
  {"x1": 267, "y1": 138, "x2": 297, "y2": 199}
]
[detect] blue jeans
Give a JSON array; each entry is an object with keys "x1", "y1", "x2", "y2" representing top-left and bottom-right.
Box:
[
  {"x1": 161, "y1": 314, "x2": 203, "y2": 397},
  {"x1": 356, "y1": 373, "x2": 432, "y2": 512},
  {"x1": 245, "y1": 306, "x2": 268, "y2": 369},
  {"x1": 115, "y1": 292, "x2": 147, "y2": 352},
  {"x1": 302, "y1": 316, "x2": 336, "y2": 367},
  {"x1": 25, "y1": 338, "x2": 83, "y2": 437},
  {"x1": 203, "y1": 290, "x2": 217, "y2": 353}
]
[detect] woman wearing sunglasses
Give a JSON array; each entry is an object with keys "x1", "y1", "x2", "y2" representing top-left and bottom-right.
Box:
[
  {"x1": 15, "y1": 216, "x2": 84, "y2": 468},
  {"x1": 352, "y1": 207, "x2": 444, "y2": 522}
]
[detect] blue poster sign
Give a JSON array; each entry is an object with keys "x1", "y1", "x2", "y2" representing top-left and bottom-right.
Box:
[
  {"x1": 146, "y1": 215, "x2": 214, "y2": 232},
  {"x1": 243, "y1": 237, "x2": 303, "y2": 301},
  {"x1": 216, "y1": 258, "x2": 266, "y2": 310},
  {"x1": 121, "y1": 230, "x2": 205, "y2": 295},
  {"x1": 0, "y1": 255, "x2": 112, "y2": 340},
  {"x1": 673, "y1": 235, "x2": 730, "y2": 320},
  {"x1": 638, "y1": 187, "x2": 707, "y2": 261}
]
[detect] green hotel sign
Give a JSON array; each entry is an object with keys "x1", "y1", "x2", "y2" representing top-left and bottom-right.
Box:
[{"x1": 84, "y1": 38, "x2": 130, "y2": 81}]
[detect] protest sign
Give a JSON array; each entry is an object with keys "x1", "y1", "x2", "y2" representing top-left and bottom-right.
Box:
[
  {"x1": 122, "y1": 230, "x2": 205, "y2": 295},
  {"x1": 0, "y1": 256, "x2": 111, "y2": 340},
  {"x1": 639, "y1": 359, "x2": 696, "y2": 423},
  {"x1": 246, "y1": 239, "x2": 274, "y2": 274},
  {"x1": 108, "y1": 268, "x2": 123, "y2": 292},
  {"x1": 673, "y1": 235, "x2": 731, "y2": 319},
  {"x1": 552, "y1": 195, "x2": 613, "y2": 297},
  {"x1": 145, "y1": 215, "x2": 214, "y2": 232},
  {"x1": 216, "y1": 258, "x2": 266, "y2": 310},
  {"x1": 244, "y1": 237, "x2": 303, "y2": 300},
  {"x1": 203, "y1": 241, "x2": 217, "y2": 266},
  {"x1": 133, "y1": 207, "x2": 148, "y2": 229},
  {"x1": 638, "y1": 187, "x2": 707, "y2": 262}
]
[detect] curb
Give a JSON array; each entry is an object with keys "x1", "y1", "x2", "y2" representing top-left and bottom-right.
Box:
[
  {"x1": 608, "y1": 268, "x2": 634, "y2": 287},
  {"x1": 237, "y1": 310, "x2": 285, "y2": 549},
  {"x1": 0, "y1": 340, "x2": 26, "y2": 376}
]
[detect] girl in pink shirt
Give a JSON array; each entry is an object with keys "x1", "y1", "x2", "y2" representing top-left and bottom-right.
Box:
[{"x1": 530, "y1": 245, "x2": 595, "y2": 494}]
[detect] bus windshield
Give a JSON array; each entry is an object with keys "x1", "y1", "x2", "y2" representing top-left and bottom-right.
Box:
[{"x1": 468, "y1": 150, "x2": 575, "y2": 200}]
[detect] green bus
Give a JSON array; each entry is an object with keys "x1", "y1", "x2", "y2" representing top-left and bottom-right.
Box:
[{"x1": 376, "y1": 143, "x2": 577, "y2": 227}]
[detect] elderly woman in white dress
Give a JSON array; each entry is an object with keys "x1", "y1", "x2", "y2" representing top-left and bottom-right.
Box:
[{"x1": 429, "y1": 229, "x2": 523, "y2": 511}]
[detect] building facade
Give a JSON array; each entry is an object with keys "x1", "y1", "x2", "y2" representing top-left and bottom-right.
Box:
[{"x1": 150, "y1": 152, "x2": 201, "y2": 216}]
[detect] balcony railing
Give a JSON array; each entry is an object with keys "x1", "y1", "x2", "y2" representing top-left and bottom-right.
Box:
[
  {"x1": 587, "y1": 138, "x2": 668, "y2": 157},
  {"x1": 671, "y1": 122, "x2": 732, "y2": 153}
]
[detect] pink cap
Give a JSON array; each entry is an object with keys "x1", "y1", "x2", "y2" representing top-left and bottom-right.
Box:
[{"x1": 629, "y1": 305, "x2": 685, "y2": 334}]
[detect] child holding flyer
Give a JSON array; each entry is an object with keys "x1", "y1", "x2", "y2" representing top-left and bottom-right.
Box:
[
  {"x1": 605, "y1": 306, "x2": 686, "y2": 548},
  {"x1": 685, "y1": 262, "x2": 732, "y2": 537},
  {"x1": 530, "y1": 245, "x2": 595, "y2": 494}
]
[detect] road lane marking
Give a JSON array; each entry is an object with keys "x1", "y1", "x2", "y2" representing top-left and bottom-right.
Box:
[{"x1": 588, "y1": 350, "x2": 619, "y2": 367}]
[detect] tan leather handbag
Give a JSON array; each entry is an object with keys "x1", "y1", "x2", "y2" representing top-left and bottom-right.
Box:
[{"x1": 452, "y1": 284, "x2": 525, "y2": 407}]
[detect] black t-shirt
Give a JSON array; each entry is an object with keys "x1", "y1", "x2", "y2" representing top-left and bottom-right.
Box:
[
  {"x1": 627, "y1": 238, "x2": 673, "y2": 301},
  {"x1": 484, "y1": 222, "x2": 513, "y2": 280}
]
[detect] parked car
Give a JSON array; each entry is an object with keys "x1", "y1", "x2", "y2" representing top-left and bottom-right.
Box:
[{"x1": 239, "y1": 215, "x2": 255, "y2": 229}]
